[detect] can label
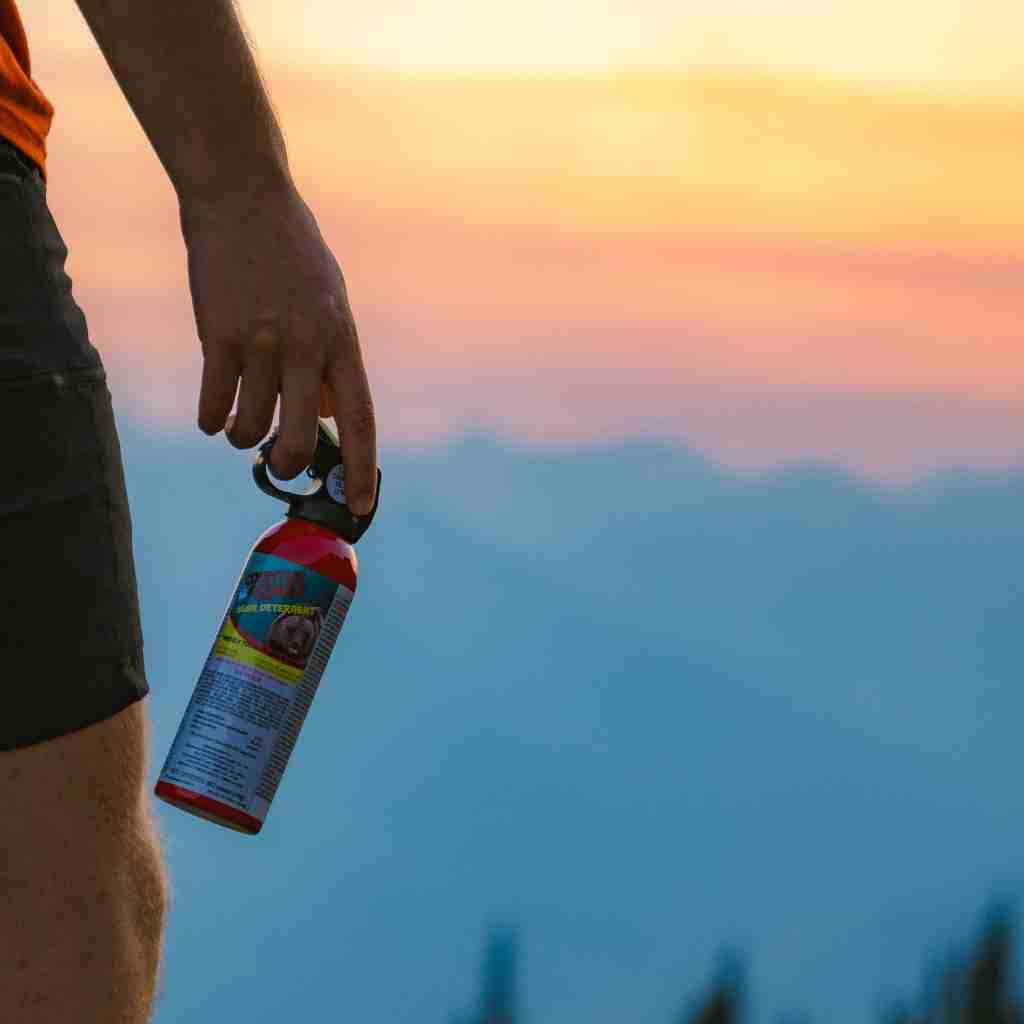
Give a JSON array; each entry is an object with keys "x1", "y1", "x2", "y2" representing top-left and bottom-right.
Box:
[{"x1": 158, "y1": 552, "x2": 353, "y2": 823}]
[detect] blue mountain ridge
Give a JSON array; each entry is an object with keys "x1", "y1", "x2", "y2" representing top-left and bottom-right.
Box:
[{"x1": 117, "y1": 422, "x2": 1024, "y2": 1024}]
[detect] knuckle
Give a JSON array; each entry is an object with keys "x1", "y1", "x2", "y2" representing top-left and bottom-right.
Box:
[{"x1": 245, "y1": 322, "x2": 284, "y2": 359}]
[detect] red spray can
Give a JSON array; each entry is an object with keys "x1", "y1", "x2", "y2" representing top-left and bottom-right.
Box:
[{"x1": 154, "y1": 419, "x2": 381, "y2": 835}]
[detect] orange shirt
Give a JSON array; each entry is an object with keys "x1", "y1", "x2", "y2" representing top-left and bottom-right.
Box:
[{"x1": 0, "y1": 1, "x2": 52, "y2": 180}]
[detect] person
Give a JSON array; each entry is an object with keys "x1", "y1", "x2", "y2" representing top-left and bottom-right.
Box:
[{"x1": 0, "y1": 2, "x2": 378, "y2": 1020}]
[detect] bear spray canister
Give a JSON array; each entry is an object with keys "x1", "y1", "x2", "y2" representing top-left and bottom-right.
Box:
[{"x1": 154, "y1": 419, "x2": 381, "y2": 835}]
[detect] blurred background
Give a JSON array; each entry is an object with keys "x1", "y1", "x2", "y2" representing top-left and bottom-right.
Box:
[{"x1": 26, "y1": 1, "x2": 1024, "y2": 1019}]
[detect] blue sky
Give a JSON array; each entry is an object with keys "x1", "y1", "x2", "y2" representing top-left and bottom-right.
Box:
[{"x1": 129, "y1": 420, "x2": 1024, "y2": 1023}]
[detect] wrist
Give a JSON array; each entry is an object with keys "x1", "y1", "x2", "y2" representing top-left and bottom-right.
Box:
[{"x1": 177, "y1": 158, "x2": 297, "y2": 230}]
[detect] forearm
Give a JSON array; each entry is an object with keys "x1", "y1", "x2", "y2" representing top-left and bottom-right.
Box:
[{"x1": 73, "y1": 0, "x2": 291, "y2": 203}]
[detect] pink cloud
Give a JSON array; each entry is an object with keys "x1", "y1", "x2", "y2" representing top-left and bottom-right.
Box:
[{"x1": 35, "y1": 60, "x2": 1024, "y2": 481}]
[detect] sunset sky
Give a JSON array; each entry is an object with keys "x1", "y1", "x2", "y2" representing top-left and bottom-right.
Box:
[
  {"x1": 22, "y1": 1, "x2": 1024, "y2": 480},
  {"x1": 18, "y1": 11, "x2": 1024, "y2": 1017}
]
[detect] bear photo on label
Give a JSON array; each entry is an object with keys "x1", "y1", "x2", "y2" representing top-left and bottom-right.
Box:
[{"x1": 266, "y1": 608, "x2": 323, "y2": 667}]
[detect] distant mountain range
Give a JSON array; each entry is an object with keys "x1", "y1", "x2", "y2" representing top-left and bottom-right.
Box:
[{"x1": 122, "y1": 423, "x2": 1024, "y2": 1024}]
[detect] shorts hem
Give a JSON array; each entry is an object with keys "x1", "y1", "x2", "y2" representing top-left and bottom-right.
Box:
[{"x1": 0, "y1": 654, "x2": 149, "y2": 752}]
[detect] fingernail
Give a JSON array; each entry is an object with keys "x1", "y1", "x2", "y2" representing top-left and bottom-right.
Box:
[{"x1": 350, "y1": 493, "x2": 372, "y2": 516}]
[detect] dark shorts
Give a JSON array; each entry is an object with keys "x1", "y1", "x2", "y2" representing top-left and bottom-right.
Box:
[{"x1": 0, "y1": 136, "x2": 149, "y2": 750}]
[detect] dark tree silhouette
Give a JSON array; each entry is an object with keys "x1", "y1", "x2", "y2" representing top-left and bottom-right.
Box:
[
  {"x1": 886, "y1": 906, "x2": 1021, "y2": 1024},
  {"x1": 678, "y1": 952, "x2": 745, "y2": 1024},
  {"x1": 451, "y1": 904, "x2": 1023, "y2": 1023},
  {"x1": 480, "y1": 929, "x2": 518, "y2": 1024},
  {"x1": 456, "y1": 927, "x2": 520, "y2": 1024}
]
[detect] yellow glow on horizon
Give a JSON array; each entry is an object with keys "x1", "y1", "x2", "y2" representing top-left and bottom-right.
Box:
[
  {"x1": 255, "y1": 69, "x2": 1024, "y2": 253},
  {"x1": 27, "y1": 0, "x2": 1024, "y2": 96}
]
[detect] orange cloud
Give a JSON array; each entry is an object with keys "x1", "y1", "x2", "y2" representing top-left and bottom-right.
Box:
[{"x1": 33, "y1": 59, "x2": 1024, "y2": 480}]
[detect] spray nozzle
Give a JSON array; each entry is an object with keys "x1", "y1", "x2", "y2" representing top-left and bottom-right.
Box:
[{"x1": 253, "y1": 418, "x2": 381, "y2": 544}]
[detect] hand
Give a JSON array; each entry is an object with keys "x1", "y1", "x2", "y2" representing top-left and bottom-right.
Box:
[{"x1": 179, "y1": 179, "x2": 377, "y2": 515}]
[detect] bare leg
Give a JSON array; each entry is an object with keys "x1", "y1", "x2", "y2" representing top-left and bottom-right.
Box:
[{"x1": 0, "y1": 702, "x2": 169, "y2": 1023}]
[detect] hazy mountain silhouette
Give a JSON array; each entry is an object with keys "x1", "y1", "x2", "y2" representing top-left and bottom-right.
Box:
[{"x1": 123, "y1": 424, "x2": 1024, "y2": 1023}]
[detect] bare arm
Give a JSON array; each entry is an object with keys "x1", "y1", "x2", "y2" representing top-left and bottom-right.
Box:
[{"x1": 73, "y1": 0, "x2": 378, "y2": 510}]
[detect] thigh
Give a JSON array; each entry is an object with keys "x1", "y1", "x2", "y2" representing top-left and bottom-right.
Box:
[
  {"x1": 0, "y1": 700, "x2": 150, "y2": 944},
  {"x1": 0, "y1": 701, "x2": 166, "y2": 1024},
  {"x1": 0, "y1": 700, "x2": 148, "y2": 856},
  {"x1": 0, "y1": 136, "x2": 164, "y2": 1021}
]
